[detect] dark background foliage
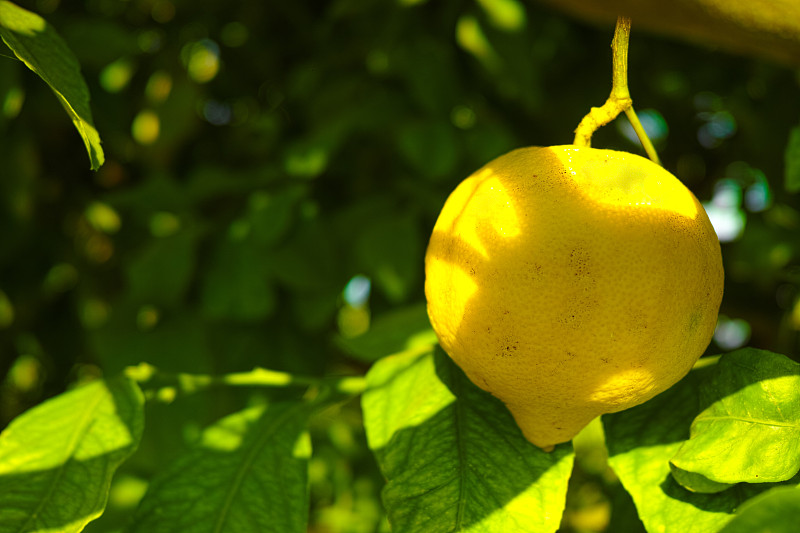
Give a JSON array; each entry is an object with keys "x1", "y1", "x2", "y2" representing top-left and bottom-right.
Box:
[{"x1": 1, "y1": 0, "x2": 799, "y2": 530}]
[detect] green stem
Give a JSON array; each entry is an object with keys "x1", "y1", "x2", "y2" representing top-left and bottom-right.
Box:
[{"x1": 572, "y1": 16, "x2": 660, "y2": 165}]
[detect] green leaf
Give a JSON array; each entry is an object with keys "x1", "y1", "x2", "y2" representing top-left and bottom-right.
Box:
[
  {"x1": 603, "y1": 364, "x2": 793, "y2": 533},
  {"x1": 335, "y1": 302, "x2": 437, "y2": 362},
  {"x1": 0, "y1": 375, "x2": 144, "y2": 533},
  {"x1": 362, "y1": 345, "x2": 574, "y2": 533},
  {"x1": 785, "y1": 126, "x2": 800, "y2": 193},
  {"x1": 671, "y1": 349, "x2": 800, "y2": 485},
  {"x1": 0, "y1": 1, "x2": 104, "y2": 169},
  {"x1": 718, "y1": 486, "x2": 800, "y2": 533},
  {"x1": 355, "y1": 214, "x2": 422, "y2": 303},
  {"x1": 200, "y1": 229, "x2": 276, "y2": 322},
  {"x1": 130, "y1": 402, "x2": 312, "y2": 533},
  {"x1": 126, "y1": 226, "x2": 199, "y2": 307},
  {"x1": 668, "y1": 464, "x2": 735, "y2": 494},
  {"x1": 396, "y1": 118, "x2": 459, "y2": 181}
]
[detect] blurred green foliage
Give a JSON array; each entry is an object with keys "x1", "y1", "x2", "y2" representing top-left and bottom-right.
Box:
[{"x1": 1, "y1": 0, "x2": 800, "y2": 531}]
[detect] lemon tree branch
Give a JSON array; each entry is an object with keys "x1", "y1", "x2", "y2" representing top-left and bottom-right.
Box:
[{"x1": 573, "y1": 16, "x2": 660, "y2": 165}]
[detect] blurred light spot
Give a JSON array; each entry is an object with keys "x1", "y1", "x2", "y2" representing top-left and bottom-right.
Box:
[
  {"x1": 228, "y1": 219, "x2": 250, "y2": 241},
  {"x1": 137, "y1": 305, "x2": 160, "y2": 331},
  {"x1": 344, "y1": 275, "x2": 371, "y2": 307},
  {"x1": 157, "y1": 386, "x2": 177, "y2": 403},
  {"x1": 703, "y1": 203, "x2": 744, "y2": 242},
  {"x1": 145, "y1": 70, "x2": 172, "y2": 103},
  {"x1": 617, "y1": 109, "x2": 668, "y2": 146},
  {"x1": 80, "y1": 298, "x2": 109, "y2": 329},
  {"x1": 451, "y1": 105, "x2": 476, "y2": 129},
  {"x1": 183, "y1": 39, "x2": 220, "y2": 84},
  {"x1": 132, "y1": 109, "x2": 160, "y2": 145},
  {"x1": 476, "y1": 0, "x2": 527, "y2": 31},
  {"x1": 398, "y1": 0, "x2": 428, "y2": 5},
  {"x1": 95, "y1": 160, "x2": 127, "y2": 188},
  {"x1": 711, "y1": 179, "x2": 742, "y2": 209},
  {"x1": 366, "y1": 49, "x2": 389, "y2": 74},
  {"x1": 456, "y1": 15, "x2": 500, "y2": 70},
  {"x1": 151, "y1": 0, "x2": 175, "y2": 23},
  {"x1": 714, "y1": 315, "x2": 751, "y2": 350},
  {"x1": 0, "y1": 289, "x2": 14, "y2": 328},
  {"x1": 697, "y1": 111, "x2": 737, "y2": 149},
  {"x1": 43, "y1": 263, "x2": 78, "y2": 294},
  {"x1": 221, "y1": 22, "x2": 249, "y2": 47},
  {"x1": 202, "y1": 100, "x2": 232, "y2": 125},
  {"x1": 3, "y1": 87, "x2": 24, "y2": 119},
  {"x1": 338, "y1": 305, "x2": 370, "y2": 339},
  {"x1": 745, "y1": 177, "x2": 772, "y2": 212},
  {"x1": 149, "y1": 211, "x2": 181, "y2": 237},
  {"x1": 85, "y1": 234, "x2": 115, "y2": 263},
  {"x1": 99, "y1": 58, "x2": 135, "y2": 93},
  {"x1": 769, "y1": 243, "x2": 792, "y2": 268},
  {"x1": 137, "y1": 30, "x2": 164, "y2": 53},
  {"x1": 704, "y1": 179, "x2": 745, "y2": 242},
  {"x1": 285, "y1": 144, "x2": 328, "y2": 179},
  {"x1": 109, "y1": 475, "x2": 148, "y2": 509},
  {"x1": 7, "y1": 354, "x2": 40, "y2": 392},
  {"x1": 86, "y1": 201, "x2": 121, "y2": 234},
  {"x1": 791, "y1": 297, "x2": 800, "y2": 330}
]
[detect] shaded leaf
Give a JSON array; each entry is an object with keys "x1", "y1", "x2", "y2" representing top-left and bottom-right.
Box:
[
  {"x1": 669, "y1": 463, "x2": 735, "y2": 494},
  {"x1": 0, "y1": 0, "x2": 103, "y2": 169},
  {"x1": 0, "y1": 375, "x2": 144, "y2": 533},
  {"x1": 126, "y1": 226, "x2": 199, "y2": 307},
  {"x1": 200, "y1": 230, "x2": 276, "y2": 322},
  {"x1": 396, "y1": 119, "x2": 459, "y2": 181},
  {"x1": 130, "y1": 402, "x2": 312, "y2": 533},
  {"x1": 362, "y1": 345, "x2": 574, "y2": 533},
  {"x1": 785, "y1": 126, "x2": 800, "y2": 193},
  {"x1": 355, "y1": 214, "x2": 422, "y2": 303},
  {"x1": 603, "y1": 364, "x2": 787, "y2": 533},
  {"x1": 335, "y1": 302, "x2": 437, "y2": 362},
  {"x1": 718, "y1": 486, "x2": 800, "y2": 533},
  {"x1": 671, "y1": 349, "x2": 800, "y2": 485}
]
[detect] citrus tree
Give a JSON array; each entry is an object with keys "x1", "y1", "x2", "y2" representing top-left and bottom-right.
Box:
[{"x1": 1, "y1": 1, "x2": 799, "y2": 532}]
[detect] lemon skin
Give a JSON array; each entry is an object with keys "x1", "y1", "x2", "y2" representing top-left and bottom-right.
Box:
[{"x1": 425, "y1": 145, "x2": 724, "y2": 451}]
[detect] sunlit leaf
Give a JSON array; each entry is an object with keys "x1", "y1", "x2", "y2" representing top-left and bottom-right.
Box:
[
  {"x1": 0, "y1": 375, "x2": 144, "y2": 533},
  {"x1": 362, "y1": 345, "x2": 574, "y2": 533},
  {"x1": 671, "y1": 349, "x2": 800, "y2": 485},
  {"x1": 0, "y1": 0, "x2": 104, "y2": 169},
  {"x1": 603, "y1": 364, "x2": 790, "y2": 533},
  {"x1": 130, "y1": 402, "x2": 311, "y2": 533},
  {"x1": 718, "y1": 486, "x2": 800, "y2": 533}
]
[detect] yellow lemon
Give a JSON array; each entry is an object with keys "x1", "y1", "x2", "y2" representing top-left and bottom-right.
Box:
[{"x1": 425, "y1": 146, "x2": 724, "y2": 451}]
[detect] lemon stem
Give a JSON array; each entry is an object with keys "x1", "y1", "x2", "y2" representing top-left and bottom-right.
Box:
[{"x1": 572, "y1": 16, "x2": 661, "y2": 166}]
